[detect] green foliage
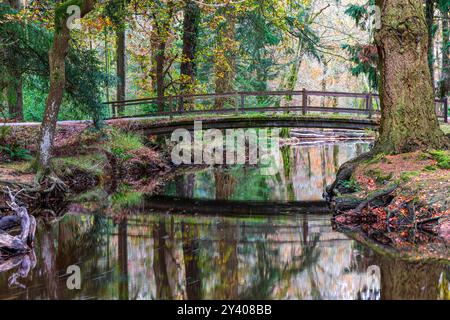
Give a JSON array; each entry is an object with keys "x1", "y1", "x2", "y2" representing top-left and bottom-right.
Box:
[
  {"x1": 0, "y1": 3, "x2": 108, "y2": 124},
  {"x1": 0, "y1": 125, "x2": 31, "y2": 161},
  {"x1": 0, "y1": 144, "x2": 32, "y2": 161},
  {"x1": 340, "y1": 178, "x2": 361, "y2": 192},
  {"x1": 342, "y1": 1, "x2": 379, "y2": 91}
]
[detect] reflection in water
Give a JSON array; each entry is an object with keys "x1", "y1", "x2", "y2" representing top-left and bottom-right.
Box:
[
  {"x1": 0, "y1": 141, "x2": 447, "y2": 300},
  {"x1": 0, "y1": 213, "x2": 446, "y2": 300},
  {"x1": 163, "y1": 142, "x2": 370, "y2": 201}
]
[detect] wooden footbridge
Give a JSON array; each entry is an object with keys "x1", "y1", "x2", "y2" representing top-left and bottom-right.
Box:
[{"x1": 104, "y1": 89, "x2": 448, "y2": 134}]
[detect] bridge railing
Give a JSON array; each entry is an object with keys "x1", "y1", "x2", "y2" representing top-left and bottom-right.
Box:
[{"x1": 103, "y1": 89, "x2": 449, "y2": 123}]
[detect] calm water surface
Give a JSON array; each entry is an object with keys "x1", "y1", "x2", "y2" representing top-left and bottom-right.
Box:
[{"x1": 0, "y1": 140, "x2": 448, "y2": 299}]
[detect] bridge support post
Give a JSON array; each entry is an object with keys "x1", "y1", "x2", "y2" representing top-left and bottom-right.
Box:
[
  {"x1": 444, "y1": 97, "x2": 448, "y2": 123},
  {"x1": 302, "y1": 88, "x2": 307, "y2": 115}
]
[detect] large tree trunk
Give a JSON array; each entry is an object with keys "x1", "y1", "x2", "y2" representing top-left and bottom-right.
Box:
[
  {"x1": 439, "y1": 5, "x2": 449, "y2": 98},
  {"x1": 36, "y1": 0, "x2": 95, "y2": 174},
  {"x1": 180, "y1": 0, "x2": 200, "y2": 110},
  {"x1": 116, "y1": 28, "x2": 126, "y2": 116},
  {"x1": 373, "y1": 0, "x2": 449, "y2": 154}
]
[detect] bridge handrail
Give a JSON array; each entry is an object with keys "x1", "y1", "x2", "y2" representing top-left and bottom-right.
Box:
[{"x1": 103, "y1": 89, "x2": 449, "y2": 123}]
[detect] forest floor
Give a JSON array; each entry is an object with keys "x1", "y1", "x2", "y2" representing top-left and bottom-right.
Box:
[
  {"x1": 0, "y1": 122, "x2": 174, "y2": 214},
  {"x1": 330, "y1": 150, "x2": 450, "y2": 263}
]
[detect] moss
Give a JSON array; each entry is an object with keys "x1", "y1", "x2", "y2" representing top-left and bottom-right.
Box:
[
  {"x1": 429, "y1": 150, "x2": 450, "y2": 169},
  {"x1": 441, "y1": 124, "x2": 450, "y2": 135},
  {"x1": 400, "y1": 170, "x2": 421, "y2": 182},
  {"x1": 366, "y1": 168, "x2": 393, "y2": 183},
  {"x1": 364, "y1": 152, "x2": 386, "y2": 165}
]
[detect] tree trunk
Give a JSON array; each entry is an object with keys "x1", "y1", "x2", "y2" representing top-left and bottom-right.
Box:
[
  {"x1": 180, "y1": 0, "x2": 200, "y2": 110},
  {"x1": 116, "y1": 28, "x2": 126, "y2": 116},
  {"x1": 214, "y1": 7, "x2": 236, "y2": 110},
  {"x1": 6, "y1": 77, "x2": 23, "y2": 120},
  {"x1": 373, "y1": 0, "x2": 449, "y2": 154},
  {"x1": 5, "y1": 0, "x2": 23, "y2": 121},
  {"x1": 425, "y1": 0, "x2": 435, "y2": 89},
  {"x1": 156, "y1": 41, "x2": 166, "y2": 112},
  {"x1": 439, "y1": 5, "x2": 449, "y2": 98},
  {"x1": 36, "y1": 0, "x2": 95, "y2": 174}
]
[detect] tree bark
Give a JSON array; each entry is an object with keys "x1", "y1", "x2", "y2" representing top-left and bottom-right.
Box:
[
  {"x1": 36, "y1": 0, "x2": 95, "y2": 174},
  {"x1": 5, "y1": 0, "x2": 23, "y2": 121},
  {"x1": 439, "y1": 5, "x2": 449, "y2": 98},
  {"x1": 180, "y1": 0, "x2": 200, "y2": 110},
  {"x1": 150, "y1": 2, "x2": 174, "y2": 112},
  {"x1": 425, "y1": 0, "x2": 435, "y2": 89},
  {"x1": 116, "y1": 28, "x2": 126, "y2": 116},
  {"x1": 6, "y1": 77, "x2": 23, "y2": 120},
  {"x1": 156, "y1": 41, "x2": 166, "y2": 112},
  {"x1": 214, "y1": 7, "x2": 236, "y2": 110},
  {"x1": 373, "y1": 0, "x2": 449, "y2": 154}
]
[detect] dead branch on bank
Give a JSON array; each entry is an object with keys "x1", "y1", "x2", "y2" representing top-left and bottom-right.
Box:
[{"x1": 0, "y1": 187, "x2": 36, "y2": 256}]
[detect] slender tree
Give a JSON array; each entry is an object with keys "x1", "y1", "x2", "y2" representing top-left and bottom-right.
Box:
[
  {"x1": 4, "y1": 0, "x2": 23, "y2": 120},
  {"x1": 36, "y1": 0, "x2": 96, "y2": 176},
  {"x1": 180, "y1": 0, "x2": 200, "y2": 110},
  {"x1": 373, "y1": 0, "x2": 449, "y2": 154},
  {"x1": 115, "y1": 0, "x2": 126, "y2": 116},
  {"x1": 438, "y1": 0, "x2": 449, "y2": 98},
  {"x1": 214, "y1": 4, "x2": 237, "y2": 109},
  {"x1": 425, "y1": 0, "x2": 435, "y2": 88}
]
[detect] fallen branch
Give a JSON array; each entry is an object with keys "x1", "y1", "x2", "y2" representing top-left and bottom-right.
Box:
[{"x1": 0, "y1": 187, "x2": 36, "y2": 256}]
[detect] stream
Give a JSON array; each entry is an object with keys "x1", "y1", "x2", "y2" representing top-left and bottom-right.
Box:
[{"x1": 0, "y1": 139, "x2": 448, "y2": 300}]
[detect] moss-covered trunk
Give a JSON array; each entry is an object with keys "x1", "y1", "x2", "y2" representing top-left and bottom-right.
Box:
[
  {"x1": 36, "y1": 0, "x2": 95, "y2": 174},
  {"x1": 214, "y1": 6, "x2": 236, "y2": 110},
  {"x1": 373, "y1": 0, "x2": 449, "y2": 154},
  {"x1": 180, "y1": 0, "x2": 200, "y2": 111},
  {"x1": 116, "y1": 28, "x2": 126, "y2": 116},
  {"x1": 439, "y1": 5, "x2": 449, "y2": 98}
]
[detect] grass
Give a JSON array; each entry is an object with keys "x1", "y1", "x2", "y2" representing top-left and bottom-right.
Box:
[
  {"x1": 112, "y1": 185, "x2": 144, "y2": 209},
  {"x1": 108, "y1": 129, "x2": 144, "y2": 159},
  {"x1": 400, "y1": 170, "x2": 421, "y2": 182},
  {"x1": 52, "y1": 154, "x2": 105, "y2": 177}
]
